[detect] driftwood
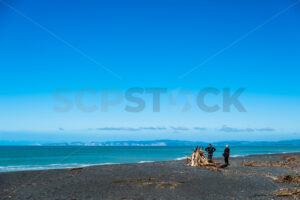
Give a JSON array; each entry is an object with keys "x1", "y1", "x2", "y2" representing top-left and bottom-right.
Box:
[
  {"x1": 275, "y1": 188, "x2": 300, "y2": 197},
  {"x1": 243, "y1": 155, "x2": 300, "y2": 170},
  {"x1": 275, "y1": 174, "x2": 300, "y2": 185},
  {"x1": 186, "y1": 146, "x2": 217, "y2": 167}
]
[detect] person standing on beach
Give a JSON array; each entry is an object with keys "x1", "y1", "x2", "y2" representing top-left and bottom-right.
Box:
[
  {"x1": 223, "y1": 145, "x2": 230, "y2": 165},
  {"x1": 205, "y1": 144, "x2": 216, "y2": 162}
]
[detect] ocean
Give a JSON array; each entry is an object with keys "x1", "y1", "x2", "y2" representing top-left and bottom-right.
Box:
[{"x1": 0, "y1": 145, "x2": 299, "y2": 172}]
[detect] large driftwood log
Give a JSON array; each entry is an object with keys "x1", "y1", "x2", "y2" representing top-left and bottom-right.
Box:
[{"x1": 186, "y1": 146, "x2": 217, "y2": 167}]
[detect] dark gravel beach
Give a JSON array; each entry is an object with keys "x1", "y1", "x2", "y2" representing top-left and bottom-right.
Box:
[{"x1": 0, "y1": 153, "x2": 299, "y2": 200}]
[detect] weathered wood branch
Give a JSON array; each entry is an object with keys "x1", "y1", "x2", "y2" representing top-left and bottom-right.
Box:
[{"x1": 186, "y1": 147, "x2": 217, "y2": 167}]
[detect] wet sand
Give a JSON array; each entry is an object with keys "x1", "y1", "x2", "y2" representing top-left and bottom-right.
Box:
[{"x1": 0, "y1": 152, "x2": 299, "y2": 200}]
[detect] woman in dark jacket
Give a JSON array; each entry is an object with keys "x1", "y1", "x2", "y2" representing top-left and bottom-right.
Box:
[{"x1": 223, "y1": 145, "x2": 230, "y2": 165}]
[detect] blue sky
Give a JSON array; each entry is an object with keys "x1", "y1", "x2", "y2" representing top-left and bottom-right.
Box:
[{"x1": 0, "y1": 0, "x2": 300, "y2": 142}]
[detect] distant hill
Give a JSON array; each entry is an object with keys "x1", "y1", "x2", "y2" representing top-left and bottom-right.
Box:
[{"x1": 1, "y1": 139, "x2": 299, "y2": 146}]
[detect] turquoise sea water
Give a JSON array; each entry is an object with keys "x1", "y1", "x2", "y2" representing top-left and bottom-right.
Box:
[{"x1": 0, "y1": 146, "x2": 299, "y2": 172}]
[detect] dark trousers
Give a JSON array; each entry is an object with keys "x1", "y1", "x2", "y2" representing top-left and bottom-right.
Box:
[
  {"x1": 207, "y1": 154, "x2": 213, "y2": 162},
  {"x1": 224, "y1": 156, "x2": 229, "y2": 165}
]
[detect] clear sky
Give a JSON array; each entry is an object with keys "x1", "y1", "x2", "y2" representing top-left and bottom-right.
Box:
[{"x1": 0, "y1": 0, "x2": 300, "y2": 142}]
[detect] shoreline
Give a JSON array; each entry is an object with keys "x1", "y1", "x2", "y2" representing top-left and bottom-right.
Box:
[
  {"x1": 0, "y1": 152, "x2": 299, "y2": 199},
  {"x1": 1, "y1": 151, "x2": 300, "y2": 174}
]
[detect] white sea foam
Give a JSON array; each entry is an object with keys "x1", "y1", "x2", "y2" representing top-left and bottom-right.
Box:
[
  {"x1": 175, "y1": 157, "x2": 186, "y2": 160},
  {"x1": 138, "y1": 161, "x2": 154, "y2": 163},
  {"x1": 231, "y1": 155, "x2": 245, "y2": 157},
  {"x1": 0, "y1": 163, "x2": 121, "y2": 172},
  {"x1": 90, "y1": 163, "x2": 120, "y2": 166}
]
